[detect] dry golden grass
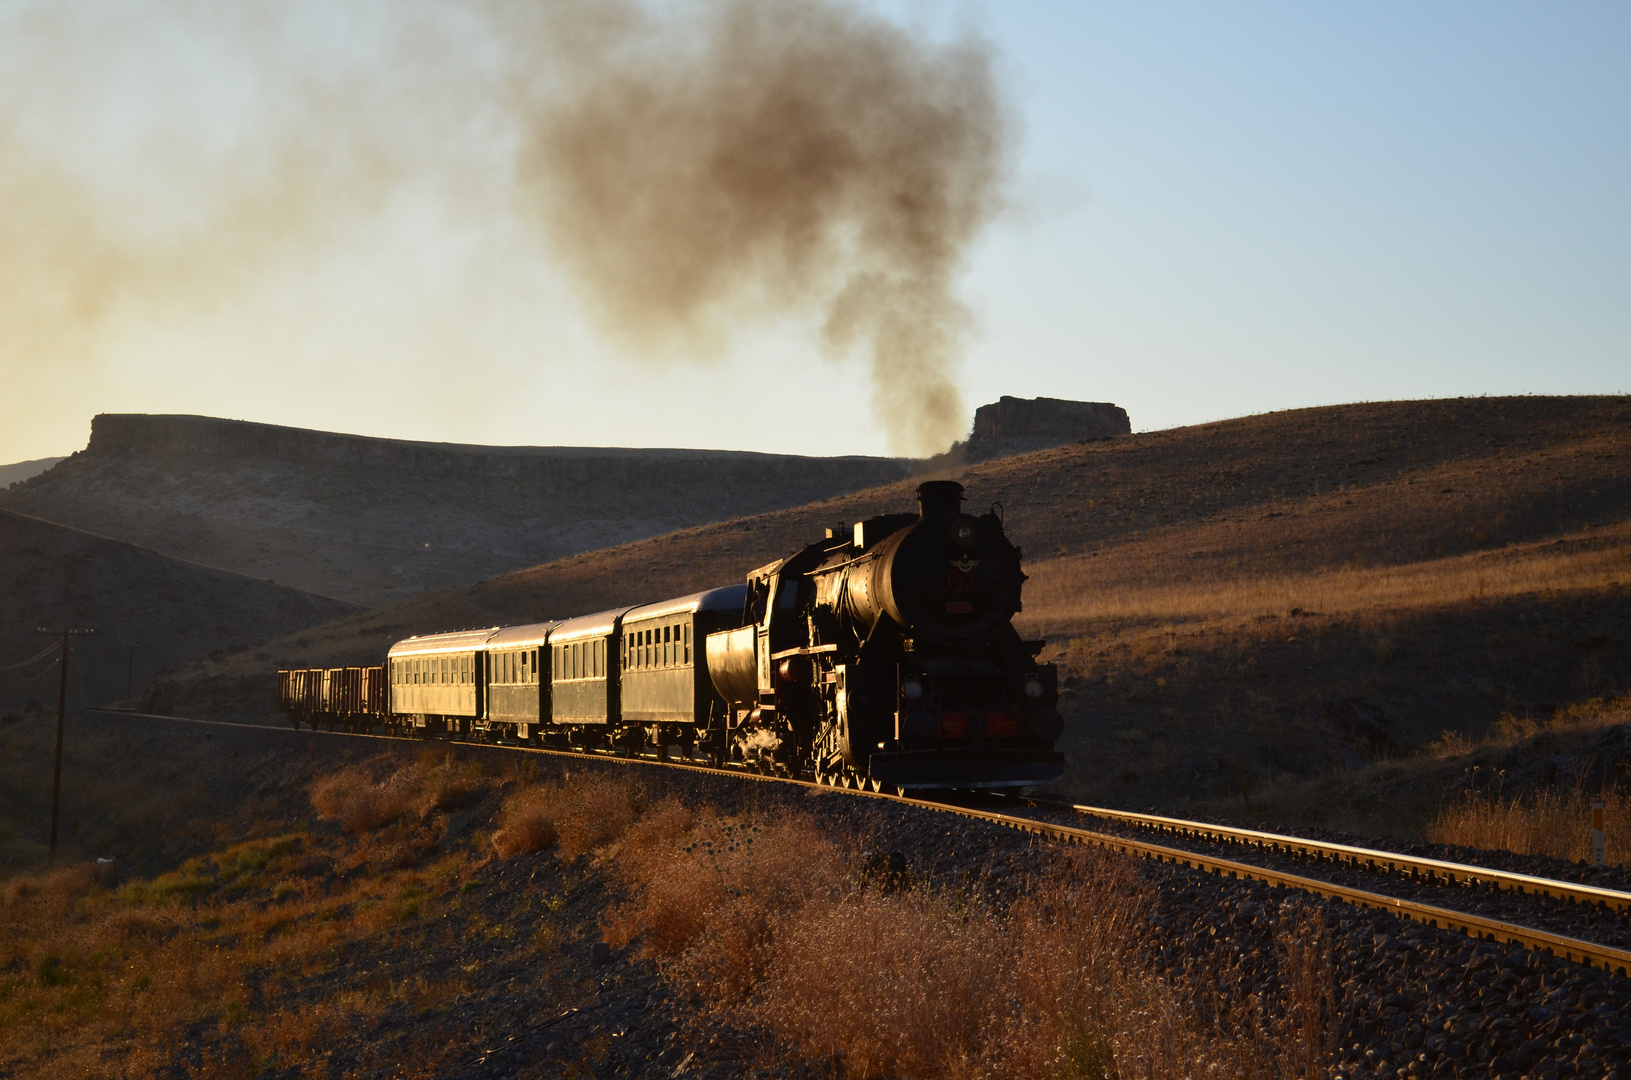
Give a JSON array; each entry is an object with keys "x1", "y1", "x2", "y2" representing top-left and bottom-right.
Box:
[
  {"x1": 0, "y1": 752, "x2": 519, "y2": 1079},
  {"x1": 1428, "y1": 783, "x2": 1630, "y2": 867},
  {"x1": 606, "y1": 812, "x2": 848, "y2": 999},
  {"x1": 576, "y1": 779, "x2": 1339, "y2": 1080},
  {"x1": 489, "y1": 770, "x2": 650, "y2": 859},
  {"x1": 750, "y1": 858, "x2": 1337, "y2": 1080},
  {"x1": 1021, "y1": 520, "x2": 1630, "y2": 634},
  {"x1": 1416, "y1": 693, "x2": 1630, "y2": 864}
]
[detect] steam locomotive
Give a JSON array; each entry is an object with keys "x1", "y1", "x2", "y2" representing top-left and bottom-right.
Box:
[{"x1": 277, "y1": 481, "x2": 1064, "y2": 790}]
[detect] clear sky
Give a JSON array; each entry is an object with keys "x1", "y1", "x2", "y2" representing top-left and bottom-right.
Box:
[{"x1": 1, "y1": 1, "x2": 1626, "y2": 463}]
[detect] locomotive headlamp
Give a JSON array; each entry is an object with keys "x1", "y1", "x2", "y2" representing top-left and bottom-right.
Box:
[
  {"x1": 902, "y1": 678, "x2": 924, "y2": 701},
  {"x1": 1024, "y1": 676, "x2": 1044, "y2": 699},
  {"x1": 950, "y1": 517, "x2": 978, "y2": 546}
]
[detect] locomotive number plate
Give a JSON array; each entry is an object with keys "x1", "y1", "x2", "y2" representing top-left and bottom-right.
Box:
[{"x1": 946, "y1": 602, "x2": 974, "y2": 614}]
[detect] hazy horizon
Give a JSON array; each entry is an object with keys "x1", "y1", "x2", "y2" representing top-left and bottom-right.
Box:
[{"x1": 2, "y1": 1, "x2": 1626, "y2": 463}]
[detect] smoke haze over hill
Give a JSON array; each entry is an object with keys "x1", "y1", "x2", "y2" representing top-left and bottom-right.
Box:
[{"x1": 0, "y1": 0, "x2": 1012, "y2": 459}]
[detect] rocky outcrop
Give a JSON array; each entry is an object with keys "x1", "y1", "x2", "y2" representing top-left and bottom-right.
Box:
[{"x1": 964, "y1": 396, "x2": 1130, "y2": 462}]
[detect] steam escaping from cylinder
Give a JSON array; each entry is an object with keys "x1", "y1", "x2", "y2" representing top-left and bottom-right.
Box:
[{"x1": 516, "y1": 0, "x2": 1012, "y2": 456}]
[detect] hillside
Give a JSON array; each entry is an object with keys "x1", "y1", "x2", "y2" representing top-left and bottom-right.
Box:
[
  {"x1": 0, "y1": 457, "x2": 65, "y2": 489},
  {"x1": 0, "y1": 414, "x2": 918, "y2": 607},
  {"x1": 154, "y1": 396, "x2": 1631, "y2": 826},
  {"x1": 0, "y1": 508, "x2": 359, "y2": 712}
]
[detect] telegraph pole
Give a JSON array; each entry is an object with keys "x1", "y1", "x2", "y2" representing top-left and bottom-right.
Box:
[{"x1": 36, "y1": 627, "x2": 94, "y2": 861}]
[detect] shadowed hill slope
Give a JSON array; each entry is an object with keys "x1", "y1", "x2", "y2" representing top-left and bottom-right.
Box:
[
  {"x1": 155, "y1": 396, "x2": 1631, "y2": 820},
  {"x1": 0, "y1": 457, "x2": 65, "y2": 489},
  {"x1": 0, "y1": 508, "x2": 359, "y2": 712},
  {"x1": 0, "y1": 414, "x2": 917, "y2": 607}
]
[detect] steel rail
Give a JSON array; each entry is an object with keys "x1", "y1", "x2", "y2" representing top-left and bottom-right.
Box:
[
  {"x1": 84, "y1": 708, "x2": 1631, "y2": 976},
  {"x1": 895, "y1": 796, "x2": 1631, "y2": 978},
  {"x1": 1033, "y1": 802, "x2": 1631, "y2": 914}
]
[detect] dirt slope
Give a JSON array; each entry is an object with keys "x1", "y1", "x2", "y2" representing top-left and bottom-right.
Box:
[
  {"x1": 155, "y1": 396, "x2": 1631, "y2": 819},
  {"x1": 0, "y1": 508, "x2": 359, "y2": 712},
  {"x1": 0, "y1": 414, "x2": 918, "y2": 607}
]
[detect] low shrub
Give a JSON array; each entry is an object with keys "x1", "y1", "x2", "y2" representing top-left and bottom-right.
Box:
[
  {"x1": 310, "y1": 767, "x2": 417, "y2": 833},
  {"x1": 490, "y1": 772, "x2": 649, "y2": 859}
]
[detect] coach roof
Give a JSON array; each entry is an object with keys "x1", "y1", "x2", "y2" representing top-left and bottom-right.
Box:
[
  {"x1": 388, "y1": 628, "x2": 501, "y2": 657},
  {"x1": 623, "y1": 584, "x2": 748, "y2": 624},
  {"x1": 487, "y1": 621, "x2": 560, "y2": 649},
  {"x1": 548, "y1": 607, "x2": 632, "y2": 644}
]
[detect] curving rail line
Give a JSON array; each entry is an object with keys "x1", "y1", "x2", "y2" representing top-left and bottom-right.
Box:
[
  {"x1": 87, "y1": 708, "x2": 1631, "y2": 978},
  {"x1": 1038, "y1": 802, "x2": 1631, "y2": 913}
]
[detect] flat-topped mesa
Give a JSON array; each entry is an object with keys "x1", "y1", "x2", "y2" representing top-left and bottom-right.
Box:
[
  {"x1": 964, "y1": 396, "x2": 1130, "y2": 461},
  {"x1": 81, "y1": 413, "x2": 915, "y2": 483}
]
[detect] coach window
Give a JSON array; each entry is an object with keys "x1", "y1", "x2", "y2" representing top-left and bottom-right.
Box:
[{"x1": 684, "y1": 623, "x2": 692, "y2": 664}]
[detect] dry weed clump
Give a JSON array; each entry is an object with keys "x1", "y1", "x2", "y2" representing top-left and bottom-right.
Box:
[
  {"x1": 1428, "y1": 781, "x2": 1630, "y2": 866},
  {"x1": 490, "y1": 772, "x2": 649, "y2": 859},
  {"x1": 310, "y1": 766, "x2": 419, "y2": 833},
  {"x1": 606, "y1": 813, "x2": 847, "y2": 998},
  {"x1": 310, "y1": 754, "x2": 495, "y2": 835}
]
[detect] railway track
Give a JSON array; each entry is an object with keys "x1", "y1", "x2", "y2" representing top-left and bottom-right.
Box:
[{"x1": 88, "y1": 707, "x2": 1631, "y2": 979}]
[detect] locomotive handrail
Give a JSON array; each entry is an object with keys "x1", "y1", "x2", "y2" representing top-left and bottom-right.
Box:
[{"x1": 770, "y1": 644, "x2": 838, "y2": 659}]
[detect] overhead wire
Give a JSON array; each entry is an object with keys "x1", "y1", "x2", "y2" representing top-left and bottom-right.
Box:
[{"x1": 0, "y1": 641, "x2": 62, "y2": 671}]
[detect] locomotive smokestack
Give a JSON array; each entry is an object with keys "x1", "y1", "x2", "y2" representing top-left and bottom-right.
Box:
[{"x1": 916, "y1": 480, "x2": 964, "y2": 519}]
